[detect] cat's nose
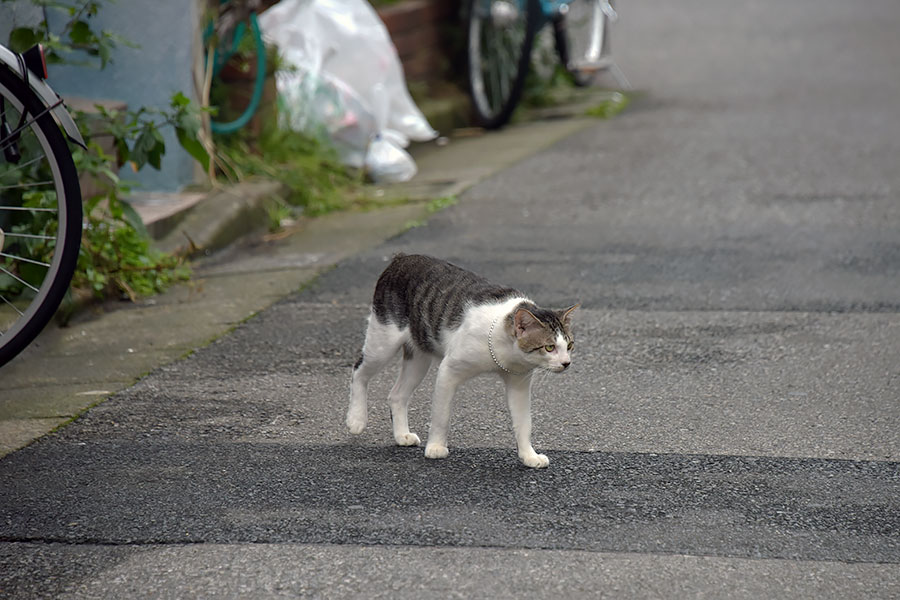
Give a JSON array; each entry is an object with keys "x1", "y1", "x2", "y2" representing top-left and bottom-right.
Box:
[{"x1": 561, "y1": 361, "x2": 570, "y2": 370}]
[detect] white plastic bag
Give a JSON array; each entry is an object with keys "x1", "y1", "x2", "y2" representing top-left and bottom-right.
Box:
[
  {"x1": 365, "y1": 133, "x2": 417, "y2": 183},
  {"x1": 258, "y1": 0, "x2": 437, "y2": 181}
]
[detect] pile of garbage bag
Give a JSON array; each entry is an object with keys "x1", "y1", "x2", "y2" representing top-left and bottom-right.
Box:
[{"x1": 258, "y1": 0, "x2": 438, "y2": 183}]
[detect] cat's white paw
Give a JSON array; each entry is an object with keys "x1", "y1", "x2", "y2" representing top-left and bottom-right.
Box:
[
  {"x1": 346, "y1": 411, "x2": 367, "y2": 435},
  {"x1": 394, "y1": 432, "x2": 421, "y2": 446},
  {"x1": 424, "y1": 443, "x2": 449, "y2": 459},
  {"x1": 521, "y1": 452, "x2": 550, "y2": 468}
]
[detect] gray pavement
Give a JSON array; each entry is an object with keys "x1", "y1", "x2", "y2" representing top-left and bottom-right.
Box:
[{"x1": 2, "y1": 0, "x2": 900, "y2": 597}]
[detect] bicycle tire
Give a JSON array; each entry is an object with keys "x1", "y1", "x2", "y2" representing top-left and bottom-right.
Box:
[
  {"x1": 0, "y1": 64, "x2": 82, "y2": 367},
  {"x1": 466, "y1": 0, "x2": 541, "y2": 129},
  {"x1": 553, "y1": 0, "x2": 610, "y2": 87}
]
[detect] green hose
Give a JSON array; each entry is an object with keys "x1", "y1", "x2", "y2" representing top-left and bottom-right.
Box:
[{"x1": 209, "y1": 11, "x2": 267, "y2": 134}]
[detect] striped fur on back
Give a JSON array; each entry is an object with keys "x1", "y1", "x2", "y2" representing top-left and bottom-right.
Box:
[{"x1": 372, "y1": 254, "x2": 521, "y2": 353}]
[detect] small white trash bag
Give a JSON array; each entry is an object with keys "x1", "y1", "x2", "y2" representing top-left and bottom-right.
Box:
[{"x1": 258, "y1": 0, "x2": 438, "y2": 182}]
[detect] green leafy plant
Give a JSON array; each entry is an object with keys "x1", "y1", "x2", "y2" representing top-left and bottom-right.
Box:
[
  {"x1": 89, "y1": 92, "x2": 210, "y2": 173},
  {"x1": 264, "y1": 196, "x2": 296, "y2": 232},
  {"x1": 4, "y1": 0, "x2": 208, "y2": 307},
  {"x1": 584, "y1": 91, "x2": 630, "y2": 119},
  {"x1": 216, "y1": 124, "x2": 358, "y2": 217},
  {"x1": 77, "y1": 199, "x2": 189, "y2": 302},
  {"x1": 2, "y1": 0, "x2": 133, "y2": 68},
  {"x1": 522, "y1": 63, "x2": 577, "y2": 109},
  {"x1": 70, "y1": 143, "x2": 190, "y2": 302},
  {"x1": 426, "y1": 195, "x2": 458, "y2": 214},
  {"x1": 398, "y1": 195, "x2": 458, "y2": 232}
]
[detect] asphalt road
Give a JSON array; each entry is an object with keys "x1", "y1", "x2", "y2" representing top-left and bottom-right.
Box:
[{"x1": 2, "y1": 0, "x2": 899, "y2": 597}]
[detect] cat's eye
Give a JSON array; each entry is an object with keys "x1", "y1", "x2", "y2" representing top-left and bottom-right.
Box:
[
  {"x1": 567, "y1": 341, "x2": 574, "y2": 351},
  {"x1": 544, "y1": 344, "x2": 555, "y2": 353}
]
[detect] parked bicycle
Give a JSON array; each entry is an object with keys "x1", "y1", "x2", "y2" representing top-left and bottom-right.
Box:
[
  {"x1": 0, "y1": 43, "x2": 85, "y2": 367},
  {"x1": 466, "y1": 0, "x2": 629, "y2": 129}
]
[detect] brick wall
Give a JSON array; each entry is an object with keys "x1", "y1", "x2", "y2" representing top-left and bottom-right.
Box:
[{"x1": 376, "y1": 0, "x2": 463, "y2": 84}]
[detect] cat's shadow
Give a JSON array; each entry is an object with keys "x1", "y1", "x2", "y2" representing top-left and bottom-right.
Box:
[{"x1": 2, "y1": 436, "x2": 893, "y2": 565}]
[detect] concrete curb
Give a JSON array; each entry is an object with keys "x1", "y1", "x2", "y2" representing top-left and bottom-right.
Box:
[{"x1": 152, "y1": 180, "x2": 286, "y2": 256}]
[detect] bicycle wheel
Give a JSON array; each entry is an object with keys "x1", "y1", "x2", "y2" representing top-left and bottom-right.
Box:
[
  {"x1": 466, "y1": 0, "x2": 541, "y2": 129},
  {"x1": 553, "y1": 0, "x2": 611, "y2": 86},
  {"x1": 0, "y1": 64, "x2": 82, "y2": 367}
]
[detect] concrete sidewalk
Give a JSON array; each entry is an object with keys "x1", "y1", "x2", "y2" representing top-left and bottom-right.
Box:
[{"x1": 0, "y1": 107, "x2": 602, "y2": 458}]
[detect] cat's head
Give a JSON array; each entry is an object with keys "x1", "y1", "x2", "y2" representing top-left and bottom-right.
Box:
[{"x1": 509, "y1": 303, "x2": 578, "y2": 373}]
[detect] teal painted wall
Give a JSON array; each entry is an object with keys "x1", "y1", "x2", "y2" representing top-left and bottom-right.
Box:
[{"x1": 2, "y1": 0, "x2": 202, "y2": 192}]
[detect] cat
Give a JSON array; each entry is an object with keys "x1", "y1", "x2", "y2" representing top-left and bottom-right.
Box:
[{"x1": 346, "y1": 253, "x2": 577, "y2": 468}]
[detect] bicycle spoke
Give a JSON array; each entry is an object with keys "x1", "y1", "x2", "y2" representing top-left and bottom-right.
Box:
[
  {"x1": 482, "y1": 7, "x2": 523, "y2": 115},
  {"x1": 495, "y1": 43, "x2": 509, "y2": 112},
  {"x1": 0, "y1": 180, "x2": 55, "y2": 191},
  {"x1": 0, "y1": 152, "x2": 47, "y2": 176},
  {"x1": 478, "y1": 23, "x2": 492, "y2": 109},
  {"x1": 0, "y1": 99, "x2": 61, "y2": 153},
  {"x1": 502, "y1": 28, "x2": 521, "y2": 84},
  {"x1": 487, "y1": 33, "x2": 503, "y2": 112},
  {"x1": 0, "y1": 206, "x2": 58, "y2": 212},
  {"x1": 0, "y1": 264, "x2": 40, "y2": 294},
  {"x1": 498, "y1": 30, "x2": 520, "y2": 107},
  {"x1": 0, "y1": 294, "x2": 25, "y2": 318},
  {"x1": 0, "y1": 252, "x2": 52, "y2": 268},
  {"x1": 2, "y1": 232, "x2": 55, "y2": 241}
]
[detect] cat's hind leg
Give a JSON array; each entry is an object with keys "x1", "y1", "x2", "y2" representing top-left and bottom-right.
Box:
[
  {"x1": 389, "y1": 346, "x2": 432, "y2": 446},
  {"x1": 347, "y1": 315, "x2": 406, "y2": 435}
]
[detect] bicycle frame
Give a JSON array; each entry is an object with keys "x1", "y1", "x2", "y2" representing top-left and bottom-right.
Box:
[
  {"x1": 0, "y1": 45, "x2": 85, "y2": 149},
  {"x1": 536, "y1": 0, "x2": 569, "y2": 22},
  {"x1": 543, "y1": 0, "x2": 622, "y2": 83},
  {"x1": 537, "y1": 0, "x2": 617, "y2": 19}
]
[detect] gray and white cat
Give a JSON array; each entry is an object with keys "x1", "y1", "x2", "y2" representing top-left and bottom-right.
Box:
[{"x1": 346, "y1": 254, "x2": 577, "y2": 468}]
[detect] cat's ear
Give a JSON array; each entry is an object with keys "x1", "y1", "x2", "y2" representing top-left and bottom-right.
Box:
[
  {"x1": 559, "y1": 304, "x2": 580, "y2": 327},
  {"x1": 513, "y1": 308, "x2": 545, "y2": 338}
]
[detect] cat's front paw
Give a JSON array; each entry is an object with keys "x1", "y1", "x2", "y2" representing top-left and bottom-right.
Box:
[
  {"x1": 520, "y1": 452, "x2": 550, "y2": 468},
  {"x1": 395, "y1": 432, "x2": 421, "y2": 446},
  {"x1": 424, "y1": 443, "x2": 449, "y2": 459},
  {"x1": 346, "y1": 410, "x2": 367, "y2": 435}
]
